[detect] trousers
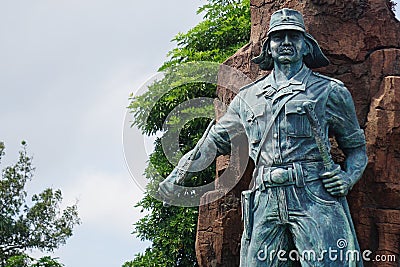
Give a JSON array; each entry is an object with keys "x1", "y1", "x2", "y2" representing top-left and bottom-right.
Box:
[{"x1": 240, "y1": 178, "x2": 361, "y2": 267}]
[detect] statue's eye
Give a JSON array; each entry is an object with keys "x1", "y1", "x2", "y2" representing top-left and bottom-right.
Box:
[
  {"x1": 290, "y1": 32, "x2": 303, "y2": 40},
  {"x1": 271, "y1": 33, "x2": 284, "y2": 41}
]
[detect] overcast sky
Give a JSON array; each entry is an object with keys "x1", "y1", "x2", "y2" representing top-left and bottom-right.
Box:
[{"x1": 0, "y1": 1, "x2": 399, "y2": 267}]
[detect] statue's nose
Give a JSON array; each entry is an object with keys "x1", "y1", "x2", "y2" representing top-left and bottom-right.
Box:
[{"x1": 282, "y1": 34, "x2": 292, "y2": 45}]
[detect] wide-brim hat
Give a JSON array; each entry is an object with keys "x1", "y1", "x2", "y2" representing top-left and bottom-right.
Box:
[{"x1": 252, "y1": 8, "x2": 330, "y2": 70}]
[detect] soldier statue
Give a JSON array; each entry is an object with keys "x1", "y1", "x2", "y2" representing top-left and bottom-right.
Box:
[{"x1": 159, "y1": 8, "x2": 368, "y2": 267}]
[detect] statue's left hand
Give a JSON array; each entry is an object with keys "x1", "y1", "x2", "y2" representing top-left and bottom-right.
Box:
[{"x1": 321, "y1": 170, "x2": 352, "y2": 197}]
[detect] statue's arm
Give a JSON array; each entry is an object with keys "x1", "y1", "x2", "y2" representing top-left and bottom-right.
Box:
[
  {"x1": 322, "y1": 83, "x2": 368, "y2": 196},
  {"x1": 158, "y1": 96, "x2": 244, "y2": 199},
  {"x1": 322, "y1": 144, "x2": 368, "y2": 196},
  {"x1": 342, "y1": 145, "x2": 368, "y2": 188},
  {"x1": 158, "y1": 135, "x2": 219, "y2": 200}
]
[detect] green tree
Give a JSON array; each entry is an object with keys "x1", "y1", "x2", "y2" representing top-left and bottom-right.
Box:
[
  {"x1": 5, "y1": 255, "x2": 63, "y2": 267},
  {"x1": 0, "y1": 141, "x2": 80, "y2": 266},
  {"x1": 125, "y1": 0, "x2": 250, "y2": 266}
]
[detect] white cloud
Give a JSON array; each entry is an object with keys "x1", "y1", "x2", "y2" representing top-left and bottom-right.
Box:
[
  {"x1": 41, "y1": 169, "x2": 152, "y2": 266},
  {"x1": 63, "y1": 170, "x2": 143, "y2": 227}
]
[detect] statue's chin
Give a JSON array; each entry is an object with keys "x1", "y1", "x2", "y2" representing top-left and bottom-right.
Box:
[
  {"x1": 278, "y1": 57, "x2": 295, "y2": 64},
  {"x1": 276, "y1": 53, "x2": 304, "y2": 66}
]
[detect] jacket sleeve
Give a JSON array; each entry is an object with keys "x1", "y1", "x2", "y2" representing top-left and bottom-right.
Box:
[
  {"x1": 208, "y1": 94, "x2": 246, "y2": 156},
  {"x1": 326, "y1": 83, "x2": 366, "y2": 150},
  {"x1": 177, "y1": 94, "x2": 245, "y2": 174}
]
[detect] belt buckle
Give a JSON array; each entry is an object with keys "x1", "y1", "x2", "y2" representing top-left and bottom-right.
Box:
[{"x1": 270, "y1": 168, "x2": 289, "y2": 184}]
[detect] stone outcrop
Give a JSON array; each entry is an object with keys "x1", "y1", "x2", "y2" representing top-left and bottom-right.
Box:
[{"x1": 196, "y1": 0, "x2": 400, "y2": 266}]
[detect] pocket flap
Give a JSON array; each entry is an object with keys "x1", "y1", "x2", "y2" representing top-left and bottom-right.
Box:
[{"x1": 285, "y1": 100, "x2": 315, "y2": 115}]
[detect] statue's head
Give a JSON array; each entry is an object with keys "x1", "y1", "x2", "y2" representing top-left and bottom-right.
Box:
[{"x1": 252, "y1": 8, "x2": 329, "y2": 70}]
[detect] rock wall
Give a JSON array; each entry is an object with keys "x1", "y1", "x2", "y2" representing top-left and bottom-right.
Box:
[{"x1": 196, "y1": 0, "x2": 400, "y2": 266}]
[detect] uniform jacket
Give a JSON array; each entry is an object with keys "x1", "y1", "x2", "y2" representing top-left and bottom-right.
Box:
[{"x1": 207, "y1": 65, "x2": 366, "y2": 168}]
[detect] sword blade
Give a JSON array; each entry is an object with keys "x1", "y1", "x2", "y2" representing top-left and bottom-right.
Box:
[{"x1": 302, "y1": 101, "x2": 334, "y2": 171}]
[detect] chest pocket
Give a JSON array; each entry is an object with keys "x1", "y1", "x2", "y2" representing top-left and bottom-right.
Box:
[{"x1": 285, "y1": 100, "x2": 313, "y2": 138}]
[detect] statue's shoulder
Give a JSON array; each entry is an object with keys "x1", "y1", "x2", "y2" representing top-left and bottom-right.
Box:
[
  {"x1": 239, "y1": 74, "x2": 269, "y2": 92},
  {"x1": 311, "y1": 72, "x2": 344, "y2": 87}
]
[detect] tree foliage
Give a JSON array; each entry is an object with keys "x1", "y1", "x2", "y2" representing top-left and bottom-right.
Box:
[
  {"x1": 5, "y1": 255, "x2": 63, "y2": 267},
  {"x1": 125, "y1": 0, "x2": 250, "y2": 266},
  {"x1": 0, "y1": 142, "x2": 80, "y2": 266},
  {"x1": 387, "y1": 0, "x2": 397, "y2": 12}
]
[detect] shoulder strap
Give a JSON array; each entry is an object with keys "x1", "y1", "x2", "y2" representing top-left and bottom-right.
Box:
[{"x1": 254, "y1": 91, "x2": 302, "y2": 164}]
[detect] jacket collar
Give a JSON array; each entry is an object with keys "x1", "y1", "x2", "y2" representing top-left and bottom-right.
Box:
[{"x1": 256, "y1": 65, "x2": 311, "y2": 97}]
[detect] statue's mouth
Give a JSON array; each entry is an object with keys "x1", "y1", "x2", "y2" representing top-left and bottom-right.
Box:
[{"x1": 279, "y1": 47, "x2": 294, "y2": 55}]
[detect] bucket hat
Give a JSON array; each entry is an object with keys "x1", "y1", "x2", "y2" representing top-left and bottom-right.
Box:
[{"x1": 252, "y1": 8, "x2": 330, "y2": 70}]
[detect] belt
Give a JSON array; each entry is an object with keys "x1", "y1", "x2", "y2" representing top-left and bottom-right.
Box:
[{"x1": 254, "y1": 161, "x2": 325, "y2": 190}]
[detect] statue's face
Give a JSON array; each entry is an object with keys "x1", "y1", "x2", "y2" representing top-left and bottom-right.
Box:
[{"x1": 269, "y1": 30, "x2": 308, "y2": 66}]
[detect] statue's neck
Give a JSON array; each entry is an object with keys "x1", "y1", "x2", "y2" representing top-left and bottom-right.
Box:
[{"x1": 274, "y1": 61, "x2": 303, "y2": 84}]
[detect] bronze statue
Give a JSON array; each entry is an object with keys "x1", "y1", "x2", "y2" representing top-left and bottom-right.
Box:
[{"x1": 159, "y1": 8, "x2": 368, "y2": 266}]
